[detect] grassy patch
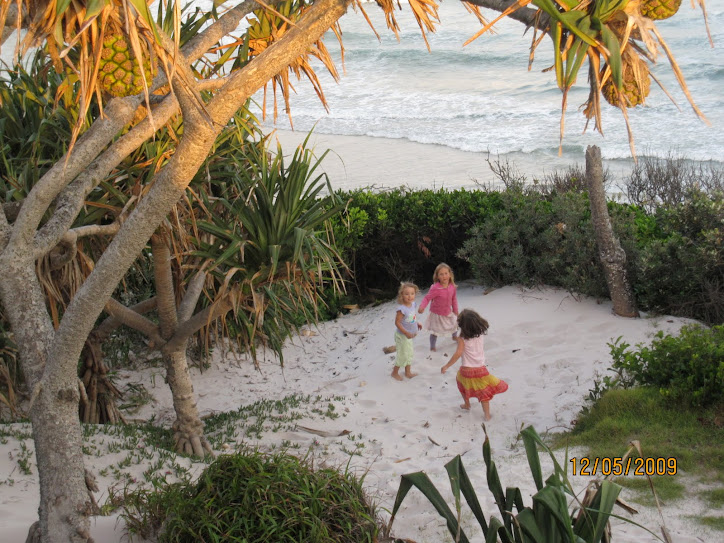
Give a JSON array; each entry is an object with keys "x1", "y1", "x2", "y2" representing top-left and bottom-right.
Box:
[
  {"x1": 555, "y1": 388, "x2": 724, "y2": 478},
  {"x1": 614, "y1": 476, "x2": 685, "y2": 506},
  {"x1": 203, "y1": 393, "x2": 346, "y2": 446},
  {"x1": 702, "y1": 487, "x2": 724, "y2": 508},
  {"x1": 690, "y1": 515, "x2": 724, "y2": 531},
  {"x1": 552, "y1": 387, "x2": 724, "y2": 510}
]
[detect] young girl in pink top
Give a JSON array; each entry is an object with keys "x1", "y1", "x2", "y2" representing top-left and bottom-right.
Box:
[
  {"x1": 441, "y1": 309, "x2": 508, "y2": 420},
  {"x1": 418, "y1": 263, "x2": 458, "y2": 351}
]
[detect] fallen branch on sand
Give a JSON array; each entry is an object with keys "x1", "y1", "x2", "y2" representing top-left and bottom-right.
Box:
[{"x1": 296, "y1": 425, "x2": 351, "y2": 438}]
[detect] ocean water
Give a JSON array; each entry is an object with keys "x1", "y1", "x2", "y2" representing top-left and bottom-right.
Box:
[
  {"x1": 3, "y1": 1, "x2": 720, "y2": 184},
  {"x1": 252, "y1": 2, "x2": 724, "y2": 169}
]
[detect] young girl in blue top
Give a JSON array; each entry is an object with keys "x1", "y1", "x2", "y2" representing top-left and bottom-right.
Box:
[{"x1": 392, "y1": 282, "x2": 423, "y2": 381}]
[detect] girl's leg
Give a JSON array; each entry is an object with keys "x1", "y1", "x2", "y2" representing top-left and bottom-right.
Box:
[
  {"x1": 481, "y1": 401, "x2": 491, "y2": 421},
  {"x1": 404, "y1": 365, "x2": 417, "y2": 379},
  {"x1": 429, "y1": 334, "x2": 437, "y2": 351},
  {"x1": 393, "y1": 333, "x2": 411, "y2": 380}
]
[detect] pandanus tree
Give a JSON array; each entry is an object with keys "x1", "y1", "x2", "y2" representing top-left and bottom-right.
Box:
[
  {"x1": 0, "y1": 0, "x2": 710, "y2": 541},
  {"x1": 102, "y1": 136, "x2": 346, "y2": 458},
  {"x1": 0, "y1": 51, "x2": 345, "y2": 456}
]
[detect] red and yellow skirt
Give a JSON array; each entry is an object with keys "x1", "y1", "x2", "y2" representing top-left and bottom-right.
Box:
[{"x1": 456, "y1": 366, "x2": 508, "y2": 402}]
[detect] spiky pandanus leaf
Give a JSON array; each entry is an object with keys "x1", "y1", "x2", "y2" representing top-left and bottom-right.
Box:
[
  {"x1": 388, "y1": 425, "x2": 637, "y2": 543},
  {"x1": 191, "y1": 136, "x2": 346, "y2": 364},
  {"x1": 459, "y1": 0, "x2": 708, "y2": 157}
]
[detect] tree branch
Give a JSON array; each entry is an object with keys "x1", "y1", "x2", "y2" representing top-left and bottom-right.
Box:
[
  {"x1": 93, "y1": 297, "x2": 157, "y2": 341},
  {"x1": 463, "y1": 0, "x2": 547, "y2": 31},
  {"x1": 33, "y1": 94, "x2": 179, "y2": 258},
  {"x1": 209, "y1": 0, "x2": 353, "y2": 122},
  {"x1": 103, "y1": 298, "x2": 165, "y2": 348},
  {"x1": 178, "y1": 271, "x2": 207, "y2": 323},
  {"x1": 163, "y1": 295, "x2": 234, "y2": 355},
  {"x1": 9, "y1": 96, "x2": 143, "y2": 255},
  {"x1": 182, "y1": 0, "x2": 261, "y2": 62}
]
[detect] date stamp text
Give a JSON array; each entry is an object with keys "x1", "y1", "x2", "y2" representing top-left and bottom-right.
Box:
[{"x1": 570, "y1": 457, "x2": 677, "y2": 477}]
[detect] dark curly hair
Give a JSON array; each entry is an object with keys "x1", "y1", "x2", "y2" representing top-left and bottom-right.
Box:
[{"x1": 457, "y1": 309, "x2": 489, "y2": 340}]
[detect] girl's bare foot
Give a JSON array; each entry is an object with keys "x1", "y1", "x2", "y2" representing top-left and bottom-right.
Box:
[
  {"x1": 391, "y1": 371, "x2": 403, "y2": 381},
  {"x1": 460, "y1": 403, "x2": 471, "y2": 410},
  {"x1": 483, "y1": 414, "x2": 492, "y2": 421},
  {"x1": 405, "y1": 370, "x2": 418, "y2": 379},
  {"x1": 430, "y1": 347, "x2": 437, "y2": 352}
]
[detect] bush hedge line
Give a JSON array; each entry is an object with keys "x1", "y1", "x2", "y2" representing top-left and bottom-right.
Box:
[{"x1": 330, "y1": 186, "x2": 724, "y2": 326}]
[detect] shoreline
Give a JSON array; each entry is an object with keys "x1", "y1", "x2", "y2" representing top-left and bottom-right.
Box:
[{"x1": 266, "y1": 128, "x2": 641, "y2": 194}]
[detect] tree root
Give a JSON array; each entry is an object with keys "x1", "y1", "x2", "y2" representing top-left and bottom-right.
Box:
[
  {"x1": 78, "y1": 339, "x2": 125, "y2": 425},
  {"x1": 173, "y1": 421, "x2": 214, "y2": 458}
]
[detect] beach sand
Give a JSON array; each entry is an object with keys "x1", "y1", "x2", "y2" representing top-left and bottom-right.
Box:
[
  {"x1": 1, "y1": 283, "x2": 716, "y2": 543},
  {"x1": 266, "y1": 128, "x2": 637, "y2": 194}
]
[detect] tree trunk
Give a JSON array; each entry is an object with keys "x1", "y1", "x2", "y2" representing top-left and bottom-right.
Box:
[
  {"x1": 0, "y1": 1, "x2": 365, "y2": 539},
  {"x1": 165, "y1": 346, "x2": 212, "y2": 457},
  {"x1": 0, "y1": 262, "x2": 94, "y2": 543},
  {"x1": 585, "y1": 146, "x2": 639, "y2": 318},
  {"x1": 151, "y1": 234, "x2": 211, "y2": 457}
]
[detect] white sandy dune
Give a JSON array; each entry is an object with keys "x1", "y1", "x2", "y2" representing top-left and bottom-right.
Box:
[{"x1": 1, "y1": 284, "x2": 718, "y2": 542}]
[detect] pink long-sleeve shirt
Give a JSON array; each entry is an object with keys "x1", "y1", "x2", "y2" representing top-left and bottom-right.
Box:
[{"x1": 419, "y1": 283, "x2": 458, "y2": 316}]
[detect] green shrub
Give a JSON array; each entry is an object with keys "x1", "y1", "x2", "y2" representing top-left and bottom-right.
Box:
[
  {"x1": 329, "y1": 188, "x2": 503, "y2": 294},
  {"x1": 633, "y1": 191, "x2": 724, "y2": 324},
  {"x1": 457, "y1": 189, "x2": 629, "y2": 298},
  {"x1": 332, "y1": 185, "x2": 724, "y2": 326},
  {"x1": 121, "y1": 451, "x2": 380, "y2": 542},
  {"x1": 608, "y1": 325, "x2": 724, "y2": 408}
]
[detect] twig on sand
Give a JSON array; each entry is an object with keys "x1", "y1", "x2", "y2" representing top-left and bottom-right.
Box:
[
  {"x1": 296, "y1": 425, "x2": 351, "y2": 438},
  {"x1": 313, "y1": 375, "x2": 358, "y2": 393}
]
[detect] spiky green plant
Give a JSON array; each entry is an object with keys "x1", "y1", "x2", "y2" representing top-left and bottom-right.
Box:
[
  {"x1": 192, "y1": 135, "x2": 347, "y2": 362},
  {"x1": 388, "y1": 425, "x2": 666, "y2": 543}
]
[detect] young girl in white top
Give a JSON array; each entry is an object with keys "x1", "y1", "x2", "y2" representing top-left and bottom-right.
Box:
[
  {"x1": 441, "y1": 309, "x2": 508, "y2": 420},
  {"x1": 392, "y1": 282, "x2": 423, "y2": 381}
]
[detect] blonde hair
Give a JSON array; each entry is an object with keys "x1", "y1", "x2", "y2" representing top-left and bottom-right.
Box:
[
  {"x1": 433, "y1": 262, "x2": 455, "y2": 285},
  {"x1": 397, "y1": 282, "x2": 419, "y2": 304}
]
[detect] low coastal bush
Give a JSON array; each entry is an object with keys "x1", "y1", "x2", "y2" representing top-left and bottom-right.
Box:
[
  {"x1": 330, "y1": 188, "x2": 503, "y2": 294},
  {"x1": 607, "y1": 324, "x2": 724, "y2": 408},
  {"x1": 119, "y1": 450, "x2": 380, "y2": 542},
  {"x1": 332, "y1": 184, "x2": 724, "y2": 326}
]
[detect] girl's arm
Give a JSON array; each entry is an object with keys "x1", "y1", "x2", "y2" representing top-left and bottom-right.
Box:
[
  {"x1": 418, "y1": 284, "x2": 436, "y2": 313},
  {"x1": 441, "y1": 337, "x2": 464, "y2": 373},
  {"x1": 451, "y1": 285, "x2": 459, "y2": 315},
  {"x1": 395, "y1": 310, "x2": 413, "y2": 338}
]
